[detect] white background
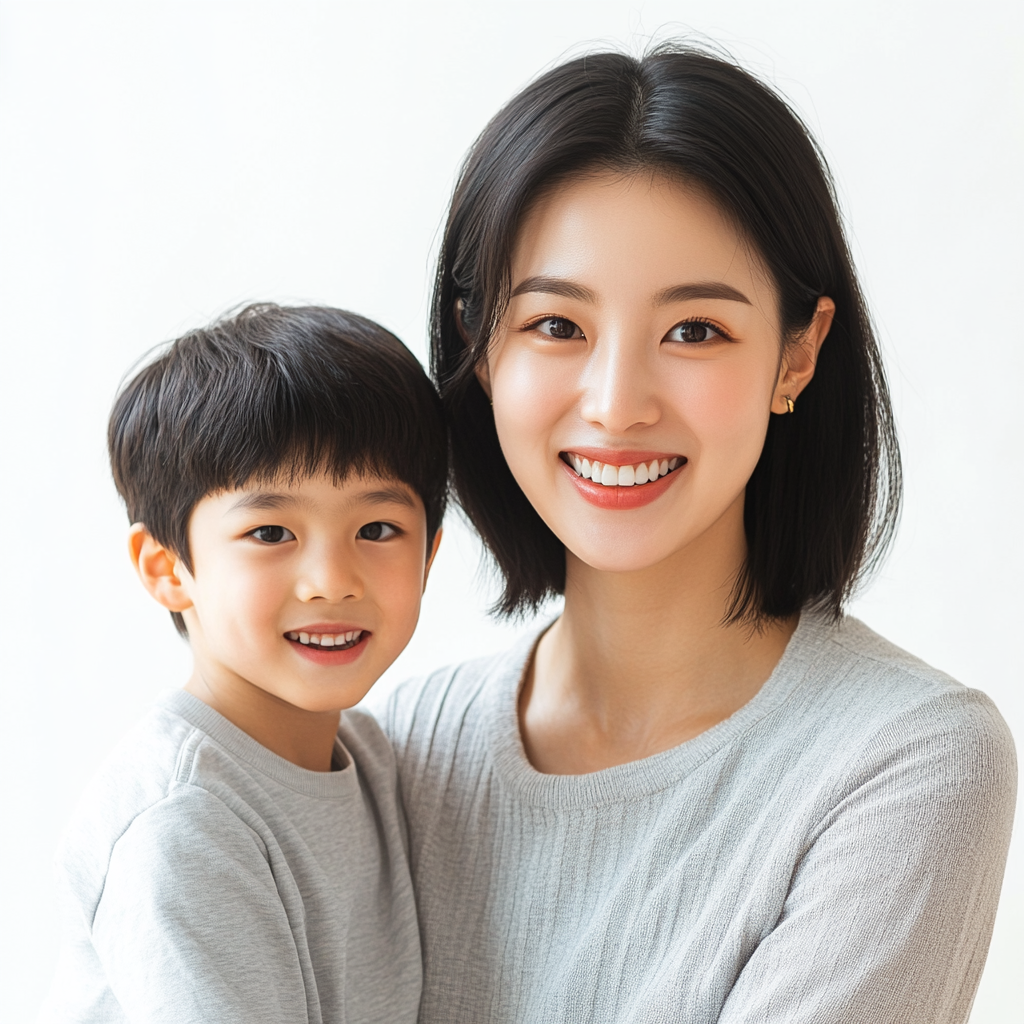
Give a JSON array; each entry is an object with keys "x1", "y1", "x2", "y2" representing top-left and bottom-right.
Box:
[{"x1": 1, "y1": 1, "x2": 1021, "y2": 1019}]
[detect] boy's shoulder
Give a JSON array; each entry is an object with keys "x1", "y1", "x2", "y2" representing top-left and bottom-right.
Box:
[
  {"x1": 55, "y1": 694, "x2": 214, "y2": 922},
  {"x1": 57, "y1": 693, "x2": 403, "y2": 927}
]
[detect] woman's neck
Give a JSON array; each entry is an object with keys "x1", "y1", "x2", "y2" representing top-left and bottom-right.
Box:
[{"x1": 519, "y1": 503, "x2": 797, "y2": 774}]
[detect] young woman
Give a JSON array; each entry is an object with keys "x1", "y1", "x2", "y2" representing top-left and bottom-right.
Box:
[{"x1": 382, "y1": 46, "x2": 1016, "y2": 1023}]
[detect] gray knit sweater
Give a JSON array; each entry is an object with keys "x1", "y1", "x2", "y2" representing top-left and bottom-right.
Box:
[{"x1": 381, "y1": 611, "x2": 1016, "y2": 1024}]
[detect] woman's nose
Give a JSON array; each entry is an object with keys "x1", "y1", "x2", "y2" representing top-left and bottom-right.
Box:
[{"x1": 577, "y1": 332, "x2": 661, "y2": 434}]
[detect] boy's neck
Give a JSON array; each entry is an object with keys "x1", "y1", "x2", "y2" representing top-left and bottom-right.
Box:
[{"x1": 185, "y1": 668, "x2": 342, "y2": 773}]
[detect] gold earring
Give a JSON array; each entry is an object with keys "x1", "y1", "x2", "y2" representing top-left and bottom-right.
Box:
[{"x1": 784, "y1": 395, "x2": 795, "y2": 414}]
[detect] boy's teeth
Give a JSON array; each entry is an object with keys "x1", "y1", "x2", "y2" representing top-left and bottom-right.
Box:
[
  {"x1": 566, "y1": 453, "x2": 684, "y2": 487},
  {"x1": 288, "y1": 629, "x2": 364, "y2": 649}
]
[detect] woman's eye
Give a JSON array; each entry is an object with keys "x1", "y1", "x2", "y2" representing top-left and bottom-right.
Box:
[
  {"x1": 666, "y1": 320, "x2": 724, "y2": 344},
  {"x1": 531, "y1": 317, "x2": 585, "y2": 340},
  {"x1": 358, "y1": 522, "x2": 399, "y2": 541},
  {"x1": 250, "y1": 525, "x2": 295, "y2": 544}
]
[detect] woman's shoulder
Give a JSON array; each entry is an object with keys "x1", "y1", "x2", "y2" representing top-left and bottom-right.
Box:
[
  {"x1": 820, "y1": 614, "x2": 963, "y2": 689},
  {"x1": 786, "y1": 612, "x2": 1015, "y2": 786},
  {"x1": 806, "y1": 612, "x2": 999, "y2": 712}
]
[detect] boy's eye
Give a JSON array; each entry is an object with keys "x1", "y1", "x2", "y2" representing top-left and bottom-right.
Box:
[
  {"x1": 249, "y1": 525, "x2": 295, "y2": 544},
  {"x1": 357, "y1": 522, "x2": 399, "y2": 541},
  {"x1": 664, "y1": 320, "x2": 726, "y2": 344}
]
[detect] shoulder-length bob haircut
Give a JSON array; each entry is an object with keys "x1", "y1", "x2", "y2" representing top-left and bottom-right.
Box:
[{"x1": 432, "y1": 44, "x2": 901, "y2": 622}]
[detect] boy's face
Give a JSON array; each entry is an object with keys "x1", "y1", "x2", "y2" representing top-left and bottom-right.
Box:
[{"x1": 171, "y1": 472, "x2": 437, "y2": 713}]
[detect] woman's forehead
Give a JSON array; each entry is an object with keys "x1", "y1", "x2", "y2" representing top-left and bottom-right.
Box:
[{"x1": 509, "y1": 170, "x2": 776, "y2": 312}]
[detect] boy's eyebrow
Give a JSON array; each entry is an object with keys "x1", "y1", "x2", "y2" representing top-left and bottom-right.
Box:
[
  {"x1": 228, "y1": 492, "x2": 300, "y2": 513},
  {"x1": 359, "y1": 486, "x2": 418, "y2": 510},
  {"x1": 227, "y1": 486, "x2": 418, "y2": 515}
]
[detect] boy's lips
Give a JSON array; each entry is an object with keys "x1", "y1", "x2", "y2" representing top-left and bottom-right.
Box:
[{"x1": 285, "y1": 625, "x2": 371, "y2": 665}]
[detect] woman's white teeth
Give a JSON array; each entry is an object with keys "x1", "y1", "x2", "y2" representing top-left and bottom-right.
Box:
[
  {"x1": 568, "y1": 454, "x2": 683, "y2": 487},
  {"x1": 286, "y1": 630, "x2": 363, "y2": 648}
]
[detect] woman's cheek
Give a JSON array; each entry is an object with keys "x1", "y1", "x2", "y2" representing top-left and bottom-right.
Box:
[
  {"x1": 491, "y1": 347, "x2": 576, "y2": 467},
  {"x1": 683, "y1": 361, "x2": 772, "y2": 467}
]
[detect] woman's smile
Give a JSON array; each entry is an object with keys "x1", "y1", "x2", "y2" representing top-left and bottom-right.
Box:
[{"x1": 559, "y1": 449, "x2": 687, "y2": 509}]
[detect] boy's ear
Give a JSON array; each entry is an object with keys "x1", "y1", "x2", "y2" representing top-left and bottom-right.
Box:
[
  {"x1": 422, "y1": 528, "x2": 443, "y2": 591},
  {"x1": 128, "y1": 524, "x2": 193, "y2": 613}
]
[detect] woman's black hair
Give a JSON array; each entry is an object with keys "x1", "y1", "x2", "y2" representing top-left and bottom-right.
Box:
[
  {"x1": 110, "y1": 303, "x2": 447, "y2": 636},
  {"x1": 431, "y1": 44, "x2": 901, "y2": 622}
]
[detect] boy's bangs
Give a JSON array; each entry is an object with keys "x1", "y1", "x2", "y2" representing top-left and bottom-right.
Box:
[{"x1": 238, "y1": 441, "x2": 415, "y2": 494}]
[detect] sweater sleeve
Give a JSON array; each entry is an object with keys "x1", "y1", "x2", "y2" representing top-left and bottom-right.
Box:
[
  {"x1": 719, "y1": 690, "x2": 1016, "y2": 1024},
  {"x1": 89, "y1": 785, "x2": 313, "y2": 1024}
]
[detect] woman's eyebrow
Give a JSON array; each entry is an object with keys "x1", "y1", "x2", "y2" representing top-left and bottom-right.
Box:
[
  {"x1": 655, "y1": 282, "x2": 752, "y2": 305},
  {"x1": 510, "y1": 276, "x2": 595, "y2": 302},
  {"x1": 509, "y1": 277, "x2": 751, "y2": 306}
]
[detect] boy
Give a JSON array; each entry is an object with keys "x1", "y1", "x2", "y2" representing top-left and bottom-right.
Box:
[{"x1": 40, "y1": 304, "x2": 447, "y2": 1023}]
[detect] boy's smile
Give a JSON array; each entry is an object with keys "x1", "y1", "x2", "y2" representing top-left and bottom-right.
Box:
[
  {"x1": 131, "y1": 469, "x2": 441, "y2": 769},
  {"x1": 285, "y1": 625, "x2": 370, "y2": 663}
]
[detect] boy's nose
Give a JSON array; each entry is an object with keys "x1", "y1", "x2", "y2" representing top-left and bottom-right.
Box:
[{"x1": 295, "y1": 549, "x2": 363, "y2": 603}]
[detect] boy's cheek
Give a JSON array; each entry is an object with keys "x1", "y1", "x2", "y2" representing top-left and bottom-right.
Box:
[{"x1": 373, "y1": 562, "x2": 427, "y2": 644}]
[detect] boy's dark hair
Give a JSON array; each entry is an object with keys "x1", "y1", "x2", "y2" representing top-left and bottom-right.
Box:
[
  {"x1": 110, "y1": 304, "x2": 447, "y2": 636},
  {"x1": 432, "y1": 44, "x2": 901, "y2": 623}
]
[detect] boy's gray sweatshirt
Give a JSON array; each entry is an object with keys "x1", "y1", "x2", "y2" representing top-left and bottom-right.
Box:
[{"x1": 39, "y1": 691, "x2": 421, "y2": 1024}]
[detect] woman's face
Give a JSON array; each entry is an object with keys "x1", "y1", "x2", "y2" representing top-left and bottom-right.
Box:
[{"x1": 480, "y1": 171, "x2": 824, "y2": 575}]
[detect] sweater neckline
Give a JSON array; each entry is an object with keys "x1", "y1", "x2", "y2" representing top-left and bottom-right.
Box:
[
  {"x1": 159, "y1": 689, "x2": 359, "y2": 800},
  {"x1": 483, "y1": 608, "x2": 834, "y2": 808}
]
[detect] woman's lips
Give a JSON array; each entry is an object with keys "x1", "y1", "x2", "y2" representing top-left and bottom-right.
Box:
[{"x1": 559, "y1": 449, "x2": 686, "y2": 509}]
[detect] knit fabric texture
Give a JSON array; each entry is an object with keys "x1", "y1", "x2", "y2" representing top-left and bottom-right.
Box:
[{"x1": 380, "y1": 611, "x2": 1016, "y2": 1024}]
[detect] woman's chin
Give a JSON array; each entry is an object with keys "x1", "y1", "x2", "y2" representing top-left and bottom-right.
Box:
[{"x1": 564, "y1": 538, "x2": 684, "y2": 577}]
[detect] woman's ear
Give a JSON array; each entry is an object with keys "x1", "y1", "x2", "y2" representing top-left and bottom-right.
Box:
[
  {"x1": 456, "y1": 298, "x2": 493, "y2": 399},
  {"x1": 772, "y1": 296, "x2": 835, "y2": 414},
  {"x1": 454, "y1": 298, "x2": 471, "y2": 345},
  {"x1": 475, "y1": 360, "x2": 493, "y2": 399},
  {"x1": 128, "y1": 523, "x2": 193, "y2": 613}
]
